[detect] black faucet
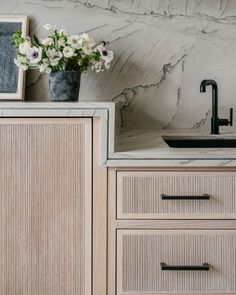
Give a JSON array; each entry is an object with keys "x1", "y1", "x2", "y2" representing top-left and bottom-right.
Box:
[{"x1": 200, "y1": 79, "x2": 233, "y2": 134}]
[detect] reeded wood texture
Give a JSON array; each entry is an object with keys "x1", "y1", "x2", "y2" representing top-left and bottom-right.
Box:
[
  {"x1": 117, "y1": 230, "x2": 236, "y2": 294},
  {"x1": 0, "y1": 118, "x2": 92, "y2": 295},
  {"x1": 93, "y1": 117, "x2": 107, "y2": 295},
  {"x1": 117, "y1": 171, "x2": 236, "y2": 219}
]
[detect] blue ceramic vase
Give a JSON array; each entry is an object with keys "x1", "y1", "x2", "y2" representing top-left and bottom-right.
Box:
[{"x1": 49, "y1": 70, "x2": 81, "y2": 102}]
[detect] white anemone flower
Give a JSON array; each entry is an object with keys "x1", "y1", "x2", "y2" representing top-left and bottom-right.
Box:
[
  {"x1": 63, "y1": 46, "x2": 75, "y2": 58},
  {"x1": 68, "y1": 35, "x2": 81, "y2": 49},
  {"x1": 41, "y1": 37, "x2": 54, "y2": 46},
  {"x1": 96, "y1": 44, "x2": 114, "y2": 65},
  {"x1": 26, "y1": 46, "x2": 42, "y2": 64}
]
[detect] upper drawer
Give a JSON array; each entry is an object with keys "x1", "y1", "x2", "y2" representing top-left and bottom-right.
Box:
[{"x1": 116, "y1": 171, "x2": 236, "y2": 219}]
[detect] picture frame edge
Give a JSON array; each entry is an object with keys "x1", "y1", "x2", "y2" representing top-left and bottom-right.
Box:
[{"x1": 0, "y1": 15, "x2": 29, "y2": 101}]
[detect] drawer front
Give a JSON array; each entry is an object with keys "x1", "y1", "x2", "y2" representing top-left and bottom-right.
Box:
[
  {"x1": 117, "y1": 171, "x2": 236, "y2": 219},
  {"x1": 117, "y1": 230, "x2": 236, "y2": 294}
]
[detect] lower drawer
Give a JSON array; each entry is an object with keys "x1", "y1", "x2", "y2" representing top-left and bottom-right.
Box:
[{"x1": 117, "y1": 230, "x2": 236, "y2": 294}]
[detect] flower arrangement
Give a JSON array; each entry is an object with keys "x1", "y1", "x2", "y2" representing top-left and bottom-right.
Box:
[{"x1": 13, "y1": 24, "x2": 114, "y2": 74}]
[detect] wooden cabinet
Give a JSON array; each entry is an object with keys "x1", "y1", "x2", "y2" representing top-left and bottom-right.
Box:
[
  {"x1": 108, "y1": 168, "x2": 236, "y2": 295},
  {"x1": 0, "y1": 118, "x2": 92, "y2": 295},
  {"x1": 2, "y1": 117, "x2": 236, "y2": 295}
]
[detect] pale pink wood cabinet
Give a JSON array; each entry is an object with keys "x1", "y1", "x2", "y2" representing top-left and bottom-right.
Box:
[
  {"x1": 108, "y1": 168, "x2": 236, "y2": 295},
  {"x1": 0, "y1": 118, "x2": 92, "y2": 295},
  {"x1": 117, "y1": 230, "x2": 236, "y2": 294}
]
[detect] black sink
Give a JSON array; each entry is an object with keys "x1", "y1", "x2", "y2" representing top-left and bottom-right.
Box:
[{"x1": 162, "y1": 135, "x2": 236, "y2": 148}]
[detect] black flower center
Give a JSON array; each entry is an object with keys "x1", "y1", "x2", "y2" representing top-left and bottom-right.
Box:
[
  {"x1": 32, "y1": 51, "x2": 39, "y2": 58},
  {"x1": 102, "y1": 50, "x2": 108, "y2": 56}
]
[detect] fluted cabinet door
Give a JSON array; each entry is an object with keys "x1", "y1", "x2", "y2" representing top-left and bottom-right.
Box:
[{"x1": 0, "y1": 118, "x2": 92, "y2": 295}]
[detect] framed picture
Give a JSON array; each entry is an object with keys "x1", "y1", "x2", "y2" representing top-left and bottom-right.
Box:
[{"x1": 0, "y1": 15, "x2": 28, "y2": 100}]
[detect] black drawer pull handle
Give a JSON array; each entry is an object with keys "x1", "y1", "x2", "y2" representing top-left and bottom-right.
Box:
[
  {"x1": 161, "y1": 194, "x2": 210, "y2": 200},
  {"x1": 160, "y1": 262, "x2": 210, "y2": 271}
]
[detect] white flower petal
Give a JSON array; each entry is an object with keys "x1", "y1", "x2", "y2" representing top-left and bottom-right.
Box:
[
  {"x1": 104, "y1": 63, "x2": 110, "y2": 70},
  {"x1": 80, "y1": 33, "x2": 95, "y2": 46},
  {"x1": 42, "y1": 37, "x2": 54, "y2": 46},
  {"x1": 26, "y1": 47, "x2": 42, "y2": 64},
  {"x1": 63, "y1": 46, "x2": 75, "y2": 58},
  {"x1": 19, "y1": 41, "x2": 31, "y2": 55},
  {"x1": 82, "y1": 44, "x2": 93, "y2": 55},
  {"x1": 59, "y1": 29, "x2": 68, "y2": 36}
]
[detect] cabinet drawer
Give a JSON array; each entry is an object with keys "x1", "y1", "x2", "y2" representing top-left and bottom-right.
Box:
[
  {"x1": 117, "y1": 230, "x2": 236, "y2": 294},
  {"x1": 117, "y1": 171, "x2": 236, "y2": 219}
]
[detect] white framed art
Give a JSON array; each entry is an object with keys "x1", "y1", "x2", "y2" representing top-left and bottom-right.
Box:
[{"x1": 0, "y1": 15, "x2": 28, "y2": 100}]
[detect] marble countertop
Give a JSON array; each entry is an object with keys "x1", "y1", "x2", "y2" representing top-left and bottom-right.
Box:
[
  {"x1": 109, "y1": 128, "x2": 236, "y2": 167},
  {"x1": 0, "y1": 101, "x2": 116, "y2": 165},
  {"x1": 1, "y1": 102, "x2": 236, "y2": 167}
]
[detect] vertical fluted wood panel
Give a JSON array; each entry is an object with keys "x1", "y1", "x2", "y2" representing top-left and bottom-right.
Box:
[
  {"x1": 0, "y1": 119, "x2": 91, "y2": 295},
  {"x1": 117, "y1": 230, "x2": 236, "y2": 294},
  {"x1": 117, "y1": 171, "x2": 236, "y2": 218}
]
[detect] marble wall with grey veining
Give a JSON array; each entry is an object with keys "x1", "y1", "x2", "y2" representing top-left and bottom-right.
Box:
[{"x1": 2, "y1": 0, "x2": 236, "y2": 131}]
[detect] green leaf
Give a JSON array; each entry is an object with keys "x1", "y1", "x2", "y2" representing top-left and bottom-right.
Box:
[
  {"x1": 12, "y1": 30, "x2": 24, "y2": 47},
  {"x1": 33, "y1": 34, "x2": 42, "y2": 47}
]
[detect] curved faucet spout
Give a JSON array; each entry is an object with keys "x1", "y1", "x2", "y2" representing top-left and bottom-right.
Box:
[
  {"x1": 200, "y1": 79, "x2": 218, "y2": 93},
  {"x1": 200, "y1": 79, "x2": 233, "y2": 134}
]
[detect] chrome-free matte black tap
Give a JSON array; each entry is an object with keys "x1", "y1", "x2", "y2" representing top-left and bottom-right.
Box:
[{"x1": 200, "y1": 79, "x2": 233, "y2": 134}]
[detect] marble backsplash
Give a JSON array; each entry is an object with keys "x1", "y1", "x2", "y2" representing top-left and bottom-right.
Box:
[{"x1": 2, "y1": 0, "x2": 236, "y2": 131}]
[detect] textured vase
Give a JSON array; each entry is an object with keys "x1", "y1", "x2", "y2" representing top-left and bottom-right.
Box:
[{"x1": 49, "y1": 71, "x2": 81, "y2": 102}]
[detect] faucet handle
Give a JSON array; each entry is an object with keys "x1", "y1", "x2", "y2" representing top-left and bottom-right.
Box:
[
  {"x1": 218, "y1": 108, "x2": 233, "y2": 127},
  {"x1": 229, "y1": 108, "x2": 233, "y2": 126}
]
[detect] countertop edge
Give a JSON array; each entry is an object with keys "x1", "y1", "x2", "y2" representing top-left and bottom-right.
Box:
[{"x1": 1, "y1": 102, "x2": 236, "y2": 167}]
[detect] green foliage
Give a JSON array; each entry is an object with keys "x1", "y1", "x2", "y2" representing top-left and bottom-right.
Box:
[
  {"x1": 12, "y1": 31, "x2": 24, "y2": 47},
  {"x1": 33, "y1": 34, "x2": 42, "y2": 47},
  {"x1": 12, "y1": 25, "x2": 113, "y2": 74}
]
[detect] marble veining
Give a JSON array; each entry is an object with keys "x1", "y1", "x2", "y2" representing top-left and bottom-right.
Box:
[
  {"x1": 2, "y1": 0, "x2": 236, "y2": 167},
  {"x1": 1, "y1": 0, "x2": 236, "y2": 133}
]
